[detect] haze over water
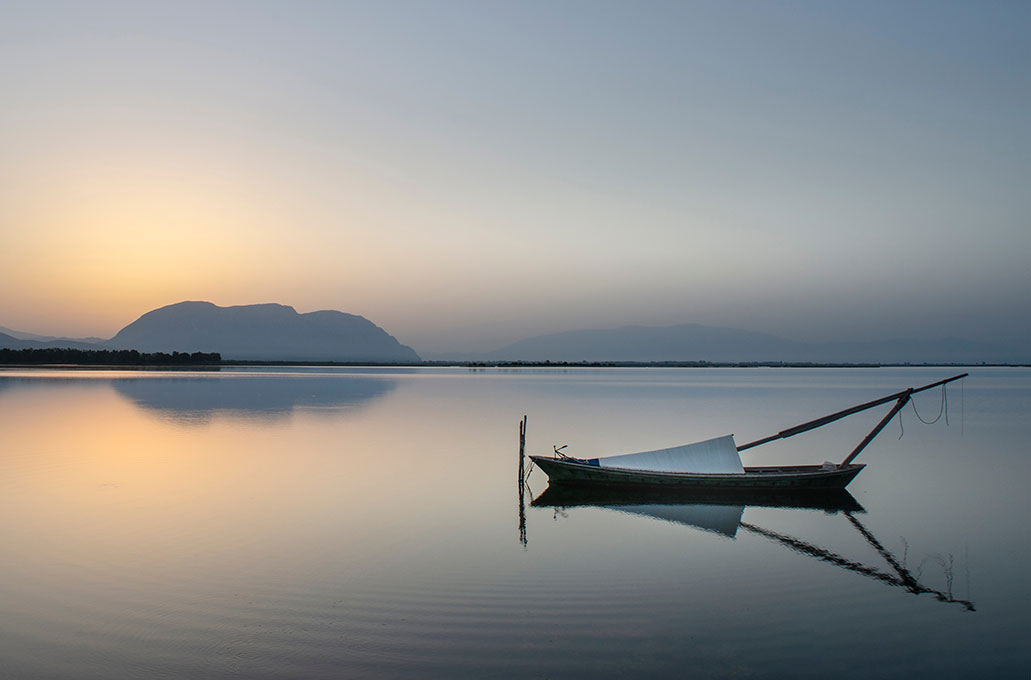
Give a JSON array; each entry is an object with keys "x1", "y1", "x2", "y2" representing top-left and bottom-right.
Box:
[
  {"x1": 2, "y1": 3, "x2": 1029, "y2": 353},
  {"x1": 1, "y1": 367, "x2": 1026, "y2": 678}
]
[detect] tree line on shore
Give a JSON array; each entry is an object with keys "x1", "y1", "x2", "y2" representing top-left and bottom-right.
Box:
[{"x1": 0, "y1": 348, "x2": 221, "y2": 365}]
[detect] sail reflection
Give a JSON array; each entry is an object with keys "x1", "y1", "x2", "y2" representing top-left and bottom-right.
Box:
[{"x1": 530, "y1": 484, "x2": 974, "y2": 611}]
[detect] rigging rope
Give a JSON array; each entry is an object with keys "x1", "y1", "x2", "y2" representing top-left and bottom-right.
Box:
[{"x1": 911, "y1": 384, "x2": 949, "y2": 425}]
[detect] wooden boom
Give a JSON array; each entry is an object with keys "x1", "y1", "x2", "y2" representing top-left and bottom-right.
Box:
[{"x1": 736, "y1": 373, "x2": 968, "y2": 464}]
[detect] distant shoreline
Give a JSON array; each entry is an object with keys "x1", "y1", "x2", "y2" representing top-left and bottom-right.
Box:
[
  {"x1": 0, "y1": 348, "x2": 221, "y2": 366},
  {"x1": 1, "y1": 357, "x2": 1027, "y2": 370},
  {"x1": 221, "y1": 360, "x2": 1027, "y2": 368}
]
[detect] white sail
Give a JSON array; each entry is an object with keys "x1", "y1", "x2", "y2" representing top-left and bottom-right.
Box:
[{"x1": 593, "y1": 434, "x2": 744, "y2": 474}]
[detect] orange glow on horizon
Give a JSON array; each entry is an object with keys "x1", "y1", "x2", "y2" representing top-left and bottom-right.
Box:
[{"x1": 0, "y1": 149, "x2": 389, "y2": 337}]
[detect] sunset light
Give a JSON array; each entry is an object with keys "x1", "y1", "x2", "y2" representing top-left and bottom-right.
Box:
[{"x1": 0, "y1": 4, "x2": 1027, "y2": 676}]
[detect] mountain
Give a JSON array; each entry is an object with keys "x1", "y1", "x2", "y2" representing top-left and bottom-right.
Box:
[
  {"x1": 104, "y1": 301, "x2": 420, "y2": 362},
  {"x1": 458, "y1": 323, "x2": 1022, "y2": 364},
  {"x1": 0, "y1": 326, "x2": 104, "y2": 344},
  {"x1": 0, "y1": 331, "x2": 31, "y2": 350},
  {"x1": 0, "y1": 331, "x2": 103, "y2": 351},
  {"x1": 487, "y1": 324, "x2": 795, "y2": 362},
  {"x1": 4, "y1": 310, "x2": 1021, "y2": 364}
]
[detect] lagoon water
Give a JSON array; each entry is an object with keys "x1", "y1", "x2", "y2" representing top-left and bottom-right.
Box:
[{"x1": 0, "y1": 366, "x2": 1027, "y2": 678}]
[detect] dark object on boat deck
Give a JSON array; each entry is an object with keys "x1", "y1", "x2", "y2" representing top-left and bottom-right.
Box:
[{"x1": 529, "y1": 373, "x2": 967, "y2": 491}]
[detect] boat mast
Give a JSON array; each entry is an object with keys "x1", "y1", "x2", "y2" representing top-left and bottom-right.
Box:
[
  {"x1": 736, "y1": 373, "x2": 968, "y2": 461},
  {"x1": 839, "y1": 392, "x2": 910, "y2": 466}
]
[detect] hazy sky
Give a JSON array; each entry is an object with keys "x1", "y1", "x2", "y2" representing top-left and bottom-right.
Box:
[{"x1": 2, "y1": 1, "x2": 1028, "y2": 354}]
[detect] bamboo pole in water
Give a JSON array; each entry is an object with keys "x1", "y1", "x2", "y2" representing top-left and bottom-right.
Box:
[
  {"x1": 517, "y1": 415, "x2": 528, "y2": 546},
  {"x1": 518, "y1": 415, "x2": 527, "y2": 480}
]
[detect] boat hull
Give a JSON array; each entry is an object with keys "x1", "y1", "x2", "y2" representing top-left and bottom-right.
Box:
[{"x1": 529, "y1": 456, "x2": 864, "y2": 490}]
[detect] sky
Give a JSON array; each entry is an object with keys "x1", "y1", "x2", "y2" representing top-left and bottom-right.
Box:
[{"x1": 1, "y1": 1, "x2": 1028, "y2": 355}]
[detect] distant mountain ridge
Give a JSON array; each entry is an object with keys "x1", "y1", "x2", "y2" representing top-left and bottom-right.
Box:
[
  {"x1": 0, "y1": 326, "x2": 104, "y2": 344},
  {"x1": 106, "y1": 301, "x2": 420, "y2": 362},
  {"x1": 441, "y1": 322, "x2": 1023, "y2": 364},
  {"x1": 2, "y1": 310, "x2": 1024, "y2": 364},
  {"x1": 1, "y1": 302, "x2": 419, "y2": 362},
  {"x1": 0, "y1": 331, "x2": 100, "y2": 352}
]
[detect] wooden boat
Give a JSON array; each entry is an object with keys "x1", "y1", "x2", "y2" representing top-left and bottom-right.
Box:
[
  {"x1": 527, "y1": 373, "x2": 966, "y2": 492},
  {"x1": 531, "y1": 457, "x2": 865, "y2": 490}
]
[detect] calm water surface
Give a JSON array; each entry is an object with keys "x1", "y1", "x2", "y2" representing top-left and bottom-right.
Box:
[{"x1": 0, "y1": 367, "x2": 1027, "y2": 678}]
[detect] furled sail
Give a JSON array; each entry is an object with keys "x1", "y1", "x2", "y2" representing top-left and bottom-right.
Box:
[{"x1": 588, "y1": 434, "x2": 744, "y2": 474}]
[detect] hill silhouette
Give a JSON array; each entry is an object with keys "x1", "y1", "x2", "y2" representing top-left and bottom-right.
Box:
[{"x1": 105, "y1": 301, "x2": 419, "y2": 362}]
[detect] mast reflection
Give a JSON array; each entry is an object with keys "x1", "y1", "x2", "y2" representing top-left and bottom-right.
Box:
[{"x1": 529, "y1": 484, "x2": 975, "y2": 611}]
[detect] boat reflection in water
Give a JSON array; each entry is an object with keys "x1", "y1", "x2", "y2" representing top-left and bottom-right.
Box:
[{"x1": 526, "y1": 484, "x2": 975, "y2": 611}]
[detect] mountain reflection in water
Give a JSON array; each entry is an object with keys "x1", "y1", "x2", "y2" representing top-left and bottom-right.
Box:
[
  {"x1": 0, "y1": 372, "x2": 398, "y2": 424},
  {"x1": 109, "y1": 374, "x2": 398, "y2": 422},
  {"x1": 529, "y1": 484, "x2": 974, "y2": 611}
]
